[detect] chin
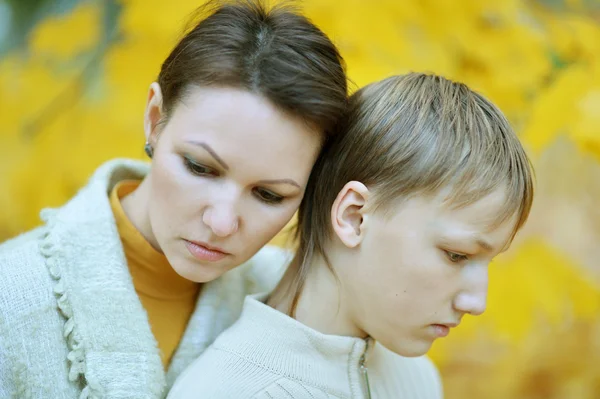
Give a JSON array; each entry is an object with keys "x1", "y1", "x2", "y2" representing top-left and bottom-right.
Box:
[
  {"x1": 382, "y1": 339, "x2": 433, "y2": 358},
  {"x1": 173, "y1": 259, "x2": 230, "y2": 283}
]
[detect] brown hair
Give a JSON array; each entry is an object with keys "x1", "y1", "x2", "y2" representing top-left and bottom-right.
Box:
[
  {"x1": 285, "y1": 72, "x2": 535, "y2": 315},
  {"x1": 157, "y1": 0, "x2": 347, "y2": 138}
]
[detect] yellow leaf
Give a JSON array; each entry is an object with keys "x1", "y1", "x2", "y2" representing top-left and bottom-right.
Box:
[{"x1": 521, "y1": 65, "x2": 591, "y2": 151}]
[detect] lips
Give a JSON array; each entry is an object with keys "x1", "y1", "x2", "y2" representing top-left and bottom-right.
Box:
[
  {"x1": 184, "y1": 239, "x2": 230, "y2": 262},
  {"x1": 437, "y1": 322, "x2": 459, "y2": 328},
  {"x1": 431, "y1": 324, "x2": 451, "y2": 337},
  {"x1": 431, "y1": 322, "x2": 459, "y2": 338}
]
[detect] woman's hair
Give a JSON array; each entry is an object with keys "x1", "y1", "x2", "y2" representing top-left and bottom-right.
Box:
[
  {"x1": 157, "y1": 0, "x2": 347, "y2": 139},
  {"x1": 287, "y1": 72, "x2": 535, "y2": 314}
]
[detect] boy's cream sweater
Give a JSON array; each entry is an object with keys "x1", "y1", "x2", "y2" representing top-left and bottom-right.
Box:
[{"x1": 168, "y1": 295, "x2": 443, "y2": 399}]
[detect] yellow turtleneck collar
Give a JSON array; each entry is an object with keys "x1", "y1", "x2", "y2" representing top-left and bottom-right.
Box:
[{"x1": 110, "y1": 180, "x2": 200, "y2": 368}]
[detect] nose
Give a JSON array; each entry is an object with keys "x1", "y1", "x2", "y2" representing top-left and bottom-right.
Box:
[
  {"x1": 202, "y1": 201, "x2": 240, "y2": 238},
  {"x1": 453, "y1": 266, "x2": 488, "y2": 316}
]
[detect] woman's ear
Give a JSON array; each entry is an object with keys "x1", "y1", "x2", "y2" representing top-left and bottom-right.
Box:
[
  {"x1": 331, "y1": 181, "x2": 371, "y2": 248},
  {"x1": 144, "y1": 82, "x2": 164, "y2": 144}
]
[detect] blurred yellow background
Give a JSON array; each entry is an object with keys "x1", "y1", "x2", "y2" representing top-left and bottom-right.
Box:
[{"x1": 1, "y1": 0, "x2": 599, "y2": 397}]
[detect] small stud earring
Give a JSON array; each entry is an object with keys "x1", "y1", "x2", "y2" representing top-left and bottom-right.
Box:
[{"x1": 144, "y1": 142, "x2": 154, "y2": 158}]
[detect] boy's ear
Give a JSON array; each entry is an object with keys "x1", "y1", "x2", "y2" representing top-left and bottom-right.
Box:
[{"x1": 331, "y1": 181, "x2": 370, "y2": 248}]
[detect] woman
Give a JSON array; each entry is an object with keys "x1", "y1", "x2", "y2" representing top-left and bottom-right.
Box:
[
  {"x1": 167, "y1": 73, "x2": 535, "y2": 398},
  {"x1": 0, "y1": 1, "x2": 347, "y2": 398}
]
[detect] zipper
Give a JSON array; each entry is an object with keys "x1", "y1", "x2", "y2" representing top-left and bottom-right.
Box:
[{"x1": 359, "y1": 338, "x2": 372, "y2": 399}]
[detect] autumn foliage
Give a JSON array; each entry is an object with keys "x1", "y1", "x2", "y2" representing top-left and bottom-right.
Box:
[{"x1": 1, "y1": 1, "x2": 598, "y2": 397}]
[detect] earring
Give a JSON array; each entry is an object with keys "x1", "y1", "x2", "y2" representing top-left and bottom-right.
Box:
[{"x1": 144, "y1": 142, "x2": 154, "y2": 158}]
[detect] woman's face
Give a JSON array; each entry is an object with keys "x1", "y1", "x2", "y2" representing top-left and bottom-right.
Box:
[
  {"x1": 338, "y1": 187, "x2": 518, "y2": 357},
  {"x1": 145, "y1": 85, "x2": 321, "y2": 282}
]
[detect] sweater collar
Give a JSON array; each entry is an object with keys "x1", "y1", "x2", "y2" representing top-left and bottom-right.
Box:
[
  {"x1": 211, "y1": 294, "x2": 372, "y2": 398},
  {"x1": 41, "y1": 159, "x2": 165, "y2": 398}
]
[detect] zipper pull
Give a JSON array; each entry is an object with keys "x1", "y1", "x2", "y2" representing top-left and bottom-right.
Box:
[{"x1": 359, "y1": 338, "x2": 372, "y2": 399}]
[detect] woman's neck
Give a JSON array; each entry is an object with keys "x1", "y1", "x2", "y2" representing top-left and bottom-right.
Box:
[
  {"x1": 120, "y1": 177, "x2": 161, "y2": 251},
  {"x1": 267, "y1": 251, "x2": 367, "y2": 338}
]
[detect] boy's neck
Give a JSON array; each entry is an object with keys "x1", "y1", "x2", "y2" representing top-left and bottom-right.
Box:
[{"x1": 267, "y1": 248, "x2": 367, "y2": 339}]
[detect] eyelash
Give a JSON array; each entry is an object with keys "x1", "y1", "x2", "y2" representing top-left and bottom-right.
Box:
[
  {"x1": 183, "y1": 156, "x2": 216, "y2": 176},
  {"x1": 445, "y1": 251, "x2": 469, "y2": 263},
  {"x1": 182, "y1": 156, "x2": 285, "y2": 205},
  {"x1": 253, "y1": 188, "x2": 284, "y2": 204}
]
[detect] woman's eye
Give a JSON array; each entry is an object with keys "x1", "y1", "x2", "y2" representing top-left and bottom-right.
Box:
[
  {"x1": 253, "y1": 187, "x2": 284, "y2": 204},
  {"x1": 183, "y1": 156, "x2": 215, "y2": 176},
  {"x1": 446, "y1": 251, "x2": 468, "y2": 263}
]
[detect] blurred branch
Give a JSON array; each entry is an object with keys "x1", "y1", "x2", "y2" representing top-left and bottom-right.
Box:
[
  {"x1": 20, "y1": 0, "x2": 122, "y2": 140},
  {"x1": 2, "y1": 0, "x2": 73, "y2": 54}
]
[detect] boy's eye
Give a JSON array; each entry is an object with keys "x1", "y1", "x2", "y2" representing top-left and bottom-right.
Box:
[
  {"x1": 446, "y1": 251, "x2": 469, "y2": 263},
  {"x1": 253, "y1": 187, "x2": 284, "y2": 204},
  {"x1": 183, "y1": 156, "x2": 216, "y2": 176}
]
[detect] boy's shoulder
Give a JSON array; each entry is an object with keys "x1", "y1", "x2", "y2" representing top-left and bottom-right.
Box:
[{"x1": 374, "y1": 344, "x2": 443, "y2": 398}]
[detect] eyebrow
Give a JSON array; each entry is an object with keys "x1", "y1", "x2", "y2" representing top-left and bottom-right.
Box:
[
  {"x1": 185, "y1": 140, "x2": 301, "y2": 189},
  {"x1": 475, "y1": 238, "x2": 494, "y2": 252},
  {"x1": 256, "y1": 179, "x2": 301, "y2": 189},
  {"x1": 185, "y1": 140, "x2": 229, "y2": 170},
  {"x1": 441, "y1": 234, "x2": 494, "y2": 253}
]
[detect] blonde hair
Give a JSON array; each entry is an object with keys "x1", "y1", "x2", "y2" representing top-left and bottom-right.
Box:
[{"x1": 285, "y1": 72, "x2": 534, "y2": 315}]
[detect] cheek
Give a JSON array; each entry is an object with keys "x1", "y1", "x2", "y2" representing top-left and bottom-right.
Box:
[
  {"x1": 394, "y1": 265, "x2": 462, "y2": 325},
  {"x1": 395, "y1": 256, "x2": 458, "y2": 301},
  {"x1": 366, "y1": 230, "x2": 454, "y2": 308},
  {"x1": 149, "y1": 154, "x2": 202, "y2": 226},
  {"x1": 367, "y1": 223, "x2": 425, "y2": 275},
  {"x1": 241, "y1": 199, "x2": 301, "y2": 243},
  {"x1": 152, "y1": 169, "x2": 179, "y2": 205}
]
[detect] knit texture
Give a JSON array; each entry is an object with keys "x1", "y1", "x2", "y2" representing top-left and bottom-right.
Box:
[
  {"x1": 168, "y1": 295, "x2": 443, "y2": 399},
  {"x1": 0, "y1": 159, "x2": 290, "y2": 399}
]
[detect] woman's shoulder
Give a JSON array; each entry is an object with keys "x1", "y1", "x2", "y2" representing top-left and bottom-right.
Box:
[
  {"x1": 0, "y1": 226, "x2": 56, "y2": 329},
  {"x1": 0, "y1": 226, "x2": 47, "y2": 276},
  {"x1": 235, "y1": 245, "x2": 293, "y2": 293},
  {"x1": 0, "y1": 226, "x2": 45, "y2": 253},
  {"x1": 0, "y1": 157, "x2": 147, "y2": 284},
  {"x1": 245, "y1": 245, "x2": 293, "y2": 273}
]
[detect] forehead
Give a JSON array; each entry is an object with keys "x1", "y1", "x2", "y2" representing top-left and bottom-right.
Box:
[
  {"x1": 171, "y1": 85, "x2": 313, "y2": 138},
  {"x1": 167, "y1": 86, "x2": 321, "y2": 179},
  {"x1": 436, "y1": 188, "x2": 519, "y2": 249},
  {"x1": 441, "y1": 188, "x2": 514, "y2": 230},
  {"x1": 384, "y1": 187, "x2": 518, "y2": 251}
]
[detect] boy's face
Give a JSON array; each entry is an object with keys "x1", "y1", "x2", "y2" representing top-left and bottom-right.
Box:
[{"x1": 342, "y1": 187, "x2": 518, "y2": 357}]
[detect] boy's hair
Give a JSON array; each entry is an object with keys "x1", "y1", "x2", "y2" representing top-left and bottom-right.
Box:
[{"x1": 287, "y1": 72, "x2": 534, "y2": 314}]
